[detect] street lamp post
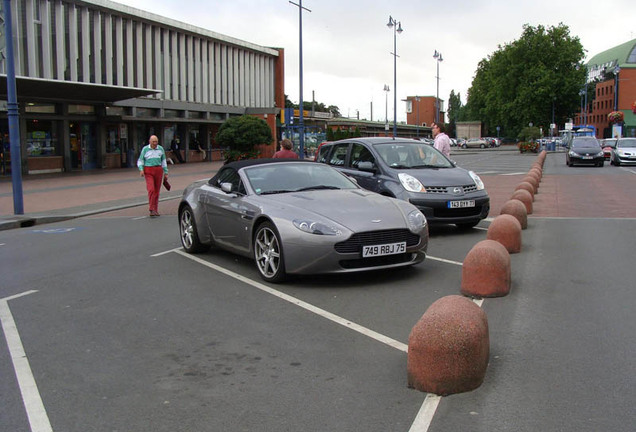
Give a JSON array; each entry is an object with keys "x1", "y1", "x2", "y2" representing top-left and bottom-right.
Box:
[
  {"x1": 614, "y1": 66, "x2": 621, "y2": 111},
  {"x1": 415, "y1": 96, "x2": 420, "y2": 137},
  {"x1": 433, "y1": 50, "x2": 443, "y2": 124},
  {"x1": 387, "y1": 16, "x2": 403, "y2": 138},
  {"x1": 290, "y1": 0, "x2": 311, "y2": 159},
  {"x1": 383, "y1": 84, "x2": 390, "y2": 130}
]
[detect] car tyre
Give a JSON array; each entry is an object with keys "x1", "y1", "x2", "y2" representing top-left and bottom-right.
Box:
[
  {"x1": 179, "y1": 205, "x2": 210, "y2": 253},
  {"x1": 254, "y1": 221, "x2": 287, "y2": 283},
  {"x1": 480, "y1": 144, "x2": 485, "y2": 149}
]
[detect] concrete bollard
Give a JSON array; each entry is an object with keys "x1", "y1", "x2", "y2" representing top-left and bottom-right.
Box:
[
  {"x1": 487, "y1": 214, "x2": 522, "y2": 253},
  {"x1": 461, "y1": 239, "x2": 511, "y2": 297},
  {"x1": 522, "y1": 176, "x2": 539, "y2": 194},
  {"x1": 511, "y1": 189, "x2": 533, "y2": 214},
  {"x1": 514, "y1": 181, "x2": 535, "y2": 198},
  {"x1": 500, "y1": 198, "x2": 528, "y2": 229},
  {"x1": 407, "y1": 295, "x2": 489, "y2": 396}
]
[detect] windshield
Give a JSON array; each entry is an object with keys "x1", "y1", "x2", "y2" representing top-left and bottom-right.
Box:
[
  {"x1": 244, "y1": 162, "x2": 358, "y2": 195},
  {"x1": 572, "y1": 138, "x2": 600, "y2": 148},
  {"x1": 617, "y1": 138, "x2": 636, "y2": 148},
  {"x1": 373, "y1": 142, "x2": 452, "y2": 169}
]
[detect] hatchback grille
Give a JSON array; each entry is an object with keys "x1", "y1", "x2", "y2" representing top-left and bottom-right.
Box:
[
  {"x1": 334, "y1": 229, "x2": 420, "y2": 254},
  {"x1": 424, "y1": 184, "x2": 478, "y2": 194}
]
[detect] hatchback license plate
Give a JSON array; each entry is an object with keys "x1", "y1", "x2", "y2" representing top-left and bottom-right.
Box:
[
  {"x1": 448, "y1": 200, "x2": 475, "y2": 208},
  {"x1": 362, "y1": 242, "x2": 406, "y2": 257}
]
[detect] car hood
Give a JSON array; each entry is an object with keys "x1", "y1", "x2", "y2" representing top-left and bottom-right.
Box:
[
  {"x1": 616, "y1": 146, "x2": 636, "y2": 152},
  {"x1": 255, "y1": 189, "x2": 412, "y2": 232},
  {"x1": 395, "y1": 166, "x2": 477, "y2": 187},
  {"x1": 571, "y1": 147, "x2": 602, "y2": 155}
]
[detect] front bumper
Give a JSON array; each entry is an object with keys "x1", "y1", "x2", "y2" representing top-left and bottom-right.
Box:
[{"x1": 407, "y1": 193, "x2": 490, "y2": 224}]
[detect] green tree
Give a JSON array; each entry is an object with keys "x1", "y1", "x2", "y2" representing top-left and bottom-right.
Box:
[
  {"x1": 215, "y1": 115, "x2": 272, "y2": 161},
  {"x1": 447, "y1": 90, "x2": 463, "y2": 137},
  {"x1": 462, "y1": 23, "x2": 586, "y2": 138}
]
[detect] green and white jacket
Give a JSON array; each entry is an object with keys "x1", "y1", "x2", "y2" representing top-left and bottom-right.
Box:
[{"x1": 137, "y1": 145, "x2": 168, "y2": 174}]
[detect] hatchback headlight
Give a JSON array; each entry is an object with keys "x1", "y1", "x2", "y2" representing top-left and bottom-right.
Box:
[
  {"x1": 407, "y1": 210, "x2": 427, "y2": 233},
  {"x1": 569, "y1": 150, "x2": 577, "y2": 156},
  {"x1": 293, "y1": 219, "x2": 342, "y2": 236},
  {"x1": 469, "y1": 171, "x2": 485, "y2": 190},
  {"x1": 398, "y1": 173, "x2": 426, "y2": 192},
  {"x1": 595, "y1": 151, "x2": 604, "y2": 157}
]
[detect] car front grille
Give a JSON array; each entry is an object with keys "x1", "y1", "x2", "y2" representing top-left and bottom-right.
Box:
[
  {"x1": 424, "y1": 184, "x2": 478, "y2": 194},
  {"x1": 339, "y1": 253, "x2": 417, "y2": 269},
  {"x1": 433, "y1": 206, "x2": 483, "y2": 217},
  {"x1": 334, "y1": 229, "x2": 420, "y2": 254}
]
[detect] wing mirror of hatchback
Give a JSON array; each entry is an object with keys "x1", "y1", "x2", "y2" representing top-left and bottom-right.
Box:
[{"x1": 358, "y1": 161, "x2": 376, "y2": 172}]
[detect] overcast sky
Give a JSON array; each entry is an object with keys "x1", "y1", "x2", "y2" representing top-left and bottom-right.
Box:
[{"x1": 114, "y1": 0, "x2": 634, "y2": 122}]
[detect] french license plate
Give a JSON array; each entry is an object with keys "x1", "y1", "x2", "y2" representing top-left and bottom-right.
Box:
[
  {"x1": 582, "y1": 156, "x2": 593, "y2": 159},
  {"x1": 448, "y1": 200, "x2": 475, "y2": 208},
  {"x1": 362, "y1": 242, "x2": 406, "y2": 257}
]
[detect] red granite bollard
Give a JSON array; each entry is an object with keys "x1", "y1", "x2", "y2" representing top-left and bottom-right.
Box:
[
  {"x1": 522, "y1": 176, "x2": 538, "y2": 194},
  {"x1": 500, "y1": 198, "x2": 528, "y2": 229},
  {"x1": 407, "y1": 295, "x2": 489, "y2": 396},
  {"x1": 526, "y1": 171, "x2": 541, "y2": 187},
  {"x1": 487, "y1": 214, "x2": 522, "y2": 253},
  {"x1": 511, "y1": 189, "x2": 533, "y2": 214},
  {"x1": 461, "y1": 239, "x2": 511, "y2": 297},
  {"x1": 514, "y1": 181, "x2": 535, "y2": 198}
]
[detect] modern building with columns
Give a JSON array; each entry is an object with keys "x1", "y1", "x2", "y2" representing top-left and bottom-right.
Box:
[{"x1": 0, "y1": 0, "x2": 284, "y2": 175}]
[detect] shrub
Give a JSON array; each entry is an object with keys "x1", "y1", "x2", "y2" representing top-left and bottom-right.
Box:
[{"x1": 215, "y1": 115, "x2": 272, "y2": 162}]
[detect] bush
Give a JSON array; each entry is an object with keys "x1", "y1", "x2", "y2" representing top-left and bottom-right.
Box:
[{"x1": 215, "y1": 115, "x2": 272, "y2": 162}]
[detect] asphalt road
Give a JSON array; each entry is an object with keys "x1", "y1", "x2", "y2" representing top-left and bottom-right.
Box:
[{"x1": 1, "y1": 151, "x2": 635, "y2": 431}]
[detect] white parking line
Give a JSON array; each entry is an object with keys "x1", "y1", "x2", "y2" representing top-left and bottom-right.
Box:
[
  {"x1": 0, "y1": 290, "x2": 53, "y2": 432},
  {"x1": 165, "y1": 248, "x2": 485, "y2": 432},
  {"x1": 171, "y1": 249, "x2": 409, "y2": 352}
]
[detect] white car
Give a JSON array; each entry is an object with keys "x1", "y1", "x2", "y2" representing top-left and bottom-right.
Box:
[{"x1": 610, "y1": 137, "x2": 636, "y2": 166}]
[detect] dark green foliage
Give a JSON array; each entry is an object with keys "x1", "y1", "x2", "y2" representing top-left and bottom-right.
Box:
[
  {"x1": 215, "y1": 115, "x2": 273, "y2": 153},
  {"x1": 461, "y1": 24, "x2": 586, "y2": 138}
]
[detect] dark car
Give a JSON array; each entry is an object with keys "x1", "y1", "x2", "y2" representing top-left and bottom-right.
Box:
[
  {"x1": 316, "y1": 138, "x2": 490, "y2": 229},
  {"x1": 566, "y1": 137, "x2": 604, "y2": 167}
]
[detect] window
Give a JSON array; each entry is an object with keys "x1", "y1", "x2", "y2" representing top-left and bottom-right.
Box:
[
  {"x1": 350, "y1": 143, "x2": 375, "y2": 168},
  {"x1": 328, "y1": 143, "x2": 348, "y2": 166}
]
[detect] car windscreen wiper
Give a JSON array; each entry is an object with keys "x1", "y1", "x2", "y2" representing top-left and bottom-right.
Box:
[
  {"x1": 295, "y1": 185, "x2": 341, "y2": 191},
  {"x1": 410, "y1": 164, "x2": 440, "y2": 169},
  {"x1": 259, "y1": 189, "x2": 295, "y2": 195}
]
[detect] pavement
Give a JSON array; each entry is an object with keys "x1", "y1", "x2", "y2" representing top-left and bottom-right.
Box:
[{"x1": 0, "y1": 160, "x2": 224, "y2": 230}]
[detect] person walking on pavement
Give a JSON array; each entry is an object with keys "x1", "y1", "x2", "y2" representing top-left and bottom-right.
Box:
[
  {"x1": 170, "y1": 136, "x2": 185, "y2": 163},
  {"x1": 431, "y1": 122, "x2": 451, "y2": 158},
  {"x1": 273, "y1": 138, "x2": 299, "y2": 159},
  {"x1": 138, "y1": 135, "x2": 169, "y2": 217}
]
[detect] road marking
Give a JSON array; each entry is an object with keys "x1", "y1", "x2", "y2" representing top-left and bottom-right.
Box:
[
  {"x1": 427, "y1": 255, "x2": 463, "y2": 266},
  {"x1": 171, "y1": 249, "x2": 409, "y2": 352},
  {"x1": 500, "y1": 171, "x2": 527, "y2": 176},
  {"x1": 0, "y1": 291, "x2": 53, "y2": 432},
  {"x1": 165, "y1": 249, "x2": 486, "y2": 432}
]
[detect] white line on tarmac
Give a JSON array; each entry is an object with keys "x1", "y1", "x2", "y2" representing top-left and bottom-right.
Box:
[
  {"x1": 163, "y1": 249, "x2": 485, "y2": 432},
  {"x1": 0, "y1": 290, "x2": 53, "y2": 432},
  {"x1": 500, "y1": 171, "x2": 527, "y2": 176},
  {"x1": 171, "y1": 249, "x2": 409, "y2": 352},
  {"x1": 426, "y1": 255, "x2": 463, "y2": 266}
]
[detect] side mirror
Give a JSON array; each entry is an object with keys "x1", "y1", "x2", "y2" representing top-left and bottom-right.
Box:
[
  {"x1": 221, "y1": 182, "x2": 234, "y2": 193},
  {"x1": 358, "y1": 161, "x2": 376, "y2": 172}
]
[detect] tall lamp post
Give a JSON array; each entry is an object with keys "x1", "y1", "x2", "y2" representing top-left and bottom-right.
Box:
[
  {"x1": 433, "y1": 50, "x2": 443, "y2": 124},
  {"x1": 387, "y1": 16, "x2": 403, "y2": 138},
  {"x1": 415, "y1": 96, "x2": 420, "y2": 137},
  {"x1": 383, "y1": 84, "x2": 390, "y2": 130},
  {"x1": 290, "y1": 0, "x2": 311, "y2": 158},
  {"x1": 614, "y1": 65, "x2": 621, "y2": 111}
]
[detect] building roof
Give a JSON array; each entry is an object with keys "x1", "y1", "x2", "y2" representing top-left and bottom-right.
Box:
[{"x1": 586, "y1": 38, "x2": 636, "y2": 79}]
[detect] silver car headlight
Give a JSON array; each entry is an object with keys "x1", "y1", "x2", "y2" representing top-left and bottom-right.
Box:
[
  {"x1": 469, "y1": 171, "x2": 485, "y2": 190},
  {"x1": 293, "y1": 219, "x2": 342, "y2": 236},
  {"x1": 398, "y1": 173, "x2": 426, "y2": 192},
  {"x1": 569, "y1": 150, "x2": 577, "y2": 156},
  {"x1": 407, "y1": 210, "x2": 427, "y2": 233},
  {"x1": 595, "y1": 151, "x2": 604, "y2": 157}
]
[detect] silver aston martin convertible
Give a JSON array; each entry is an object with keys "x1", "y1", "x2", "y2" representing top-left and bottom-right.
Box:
[{"x1": 178, "y1": 159, "x2": 428, "y2": 283}]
